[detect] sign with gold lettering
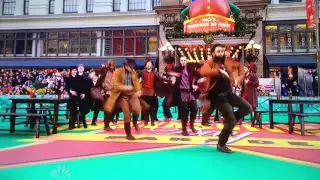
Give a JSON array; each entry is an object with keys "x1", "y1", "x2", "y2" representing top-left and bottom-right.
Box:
[{"x1": 183, "y1": 14, "x2": 235, "y2": 34}]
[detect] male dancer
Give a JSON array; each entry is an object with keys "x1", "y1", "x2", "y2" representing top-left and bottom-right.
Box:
[
  {"x1": 174, "y1": 56, "x2": 198, "y2": 136},
  {"x1": 105, "y1": 58, "x2": 142, "y2": 140},
  {"x1": 94, "y1": 59, "x2": 116, "y2": 131},
  {"x1": 200, "y1": 52, "x2": 244, "y2": 125},
  {"x1": 139, "y1": 58, "x2": 166, "y2": 126},
  {"x1": 199, "y1": 44, "x2": 252, "y2": 153}
]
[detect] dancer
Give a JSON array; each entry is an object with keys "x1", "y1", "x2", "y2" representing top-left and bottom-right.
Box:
[
  {"x1": 105, "y1": 58, "x2": 142, "y2": 140},
  {"x1": 241, "y1": 63, "x2": 259, "y2": 123},
  {"x1": 94, "y1": 59, "x2": 116, "y2": 131},
  {"x1": 199, "y1": 44, "x2": 252, "y2": 153},
  {"x1": 174, "y1": 56, "x2": 198, "y2": 136},
  {"x1": 139, "y1": 58, "x2": 168, "y2": 126}
]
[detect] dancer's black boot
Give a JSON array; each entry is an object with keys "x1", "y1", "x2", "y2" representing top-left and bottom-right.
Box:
[
  {"x1": 124, "y1": 122, "x2": 135, "y2": 140},
  {"x1": 217, "y1": 129, "x2": 232, "y2": 153},
  {"x1": 132, "y1": 114, "x2": 140, "y2": 132},
  {"x1": 81, "y1": 114, "x2": 87, "y2": 129},
  {"x1": 150, "y1": 110, "x2": 155, "y2": 126},
  {"x1": 189, "y1": 118, "x2": 197, "y2": 133},
  {"x1": 143, "y1": 111, "x2": 149, "y2": 126},
  {"x1": 181, "y1": 119, "x2": 189, "y2": 136},
  {"x1": 103, "y1": 112, "x2": 113, "y2": 131}
]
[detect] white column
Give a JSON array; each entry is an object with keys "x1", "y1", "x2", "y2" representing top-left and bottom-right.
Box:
[
  {"x1": 78, "y1": 0, "x2": 87, "y2": 13},
  {"x1": 14, "y1": 0, "x2": 24, "y2": 15},
  {"x1": 29, "y1": 0, "x2": 49, "y2": 15},
  {"x1": 54, "y1": 0, "x2": 64, "y2": 14},
  {"x1": 271, "y1": 0, "x2": 279, "y2": 4},
  {"x1": 96, "y1": 31, "x2": 102, "y2": 56},
  {"x1": 93, "y1": 0, "x2": 112, "y2": 13},
  {"x1": 0, "y1": 0, "x2": 3, "y2": 15},
  {"x1": 145, "y1": 0, "x2": 152, "y2": 11},
  {"x1": 120, "y1": 0, "x2": 128, "y2": 12},
  {"x1": 32, "y1": 33, "x2": 37, "y2": 57}
]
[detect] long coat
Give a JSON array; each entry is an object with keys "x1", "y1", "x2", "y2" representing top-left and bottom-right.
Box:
[
  {"x1": 104, "y1": 67, "x2": 141, "y2": 113},
  {"x1": 241, "y1": 72, "x2": 259, "y2": 109}
]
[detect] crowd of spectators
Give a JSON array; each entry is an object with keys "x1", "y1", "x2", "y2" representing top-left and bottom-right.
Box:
[{"x1": 0, "y1": 69, "x2": 79, "y2": 95}]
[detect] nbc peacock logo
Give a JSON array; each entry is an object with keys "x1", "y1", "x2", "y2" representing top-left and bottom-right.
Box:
[{"x1": 50, "y1": 165, "x2": 72, "y2": 178}]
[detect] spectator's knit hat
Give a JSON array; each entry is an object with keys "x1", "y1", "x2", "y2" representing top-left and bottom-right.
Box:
[
  {"x1": 70, "y1": 66, "x2": 77, "y2": 71},
  {"x1": 124, "y1": 58, "x2": 136, "y2": 68}
]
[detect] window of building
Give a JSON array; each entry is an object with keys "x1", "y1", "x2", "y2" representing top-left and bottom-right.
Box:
[
  {"x1": 113, "y1": 0, "x2": 121, "y2": 11},
  {"x1": 265, "y1": 23, "x2": 317, "y2": 54},
  {"x1": 2, "y1": 0, "x2": 16, "y2": 15},
  {"x1": 153, "y1": 0, "x2": 161, "y2": 7},
  {"x1": 103, "y1": 28, "x2": 157, "y2": 56},
  {"x1": 39, "y1": 31, "x2": 97, "y2": 57},
  {"x1": 49, "y1": 0, "x2": 55, "y2": 14},
  {"x1": 293, "y1": 24, "x2": 307, "y2": 53},
  {"x1": 265, "y1": 25, "x2": 278, "y2": 54},
  {"x1": 63, "y1": 0, "x2": 78, "y2": 13},
  {"x1": 128, "y1": 0, "x2": 146, "y2": 11},
  {"x1": 279, "y1": 25, "x2": 292, "y2": 53},
  {"x1": 279, "y1": 0, "x2": 302, "y2": 3},
  {"x1": 24, "y1": 0, "x2": 29, "y2": 15},
  {"x1": 0, "y1": 32, "x2": 34, "y2": 57},
  {"x1": 308, "y1": 24, "x2": 316, "y2": 52},
  {"x1": 86, "y1": 0, "x2": 93, "y2": 12}
]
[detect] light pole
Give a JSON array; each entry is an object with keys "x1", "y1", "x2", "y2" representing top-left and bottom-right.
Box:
[
  {"x1": 244, "y1": 40, "x2": 261, "y2": 60},
  {"x1": 315, "y1": 0, "x2": 320, "y2": 96},
  {"x1": 160, "y1": 42, "x2": 175, "y2": 65}
]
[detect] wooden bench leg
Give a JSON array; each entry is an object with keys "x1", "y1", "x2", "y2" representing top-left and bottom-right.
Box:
[
  {"x1": 36, "y1": 118, "x2": 40, "y2": 138},
  {"x1": 289, "y1": 115, "x2": 296, "y2": 134},
  {"x1": 258, "y1": 113, "x2": 262, "y2": 129},
  {"x1": 43, "y1": 116, "x2": 51, "y2": 135},
  {"x1": 251, "y1": 112, "x2": 256, "y2": 127},
  {"x1": 48, "y1": 110, "x2": 53, "y2": 122},
  {"x1": 2, "y1": 108, "x2": 10, "y2": 122},
  {"x1": 299, "y1": 116, "x2": 305, "y2": 136}
]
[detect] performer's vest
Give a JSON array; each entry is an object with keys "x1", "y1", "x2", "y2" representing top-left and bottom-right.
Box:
[{"x1": 207, "y1": 66, "x2": 232, "y2": 99}]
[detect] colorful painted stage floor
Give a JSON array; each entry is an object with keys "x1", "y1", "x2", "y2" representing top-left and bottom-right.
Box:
[{"x1": 0, "y1": 119, "x2": 320, "y2": 180}]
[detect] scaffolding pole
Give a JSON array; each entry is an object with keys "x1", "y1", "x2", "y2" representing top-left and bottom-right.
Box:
[{"x1": 316, "y1": 0, "x2": 320, "y2": 96}]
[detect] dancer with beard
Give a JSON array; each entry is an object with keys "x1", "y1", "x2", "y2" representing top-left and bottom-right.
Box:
[
  {"x1": 199, "y1": 46, "x2": 245, "y2": 125},
  {"x1": 93, "y1": 59, "x2": 116, "y2": 130},
  {"x1": 105, "y1": 58, "x2": 143, "y2": 140},
  {"x1": 198, "y1": 44, "x2": 252, "y2": 153}
]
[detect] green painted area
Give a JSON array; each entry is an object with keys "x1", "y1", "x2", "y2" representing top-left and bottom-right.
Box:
[
  {"x1": 0, "y1": 146, "x2": 318, "y2": 180},
  {"x1": 0, "y1": 132, "x2": 33, "y2": 150}
]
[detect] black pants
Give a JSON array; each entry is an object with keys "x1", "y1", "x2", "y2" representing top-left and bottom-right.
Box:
[
  {"x1": 178, "y1": 100, "x2": 197, "y2": 129},
  {"x1": 210, "y1": 92, "x2": 252, "y2": 132},
  {"x1": 163, "y1": 100, "x2": 172, "y2": 119},
  {"x1": 92, "y1": 100, "x2": 102, "y2": 124},
  {"x1": 154, "y1": 97, "x2": 159, "y2": 120},
  {"x1": 141, "y1": 95, "x2": 157, "y2": 123},
  {"x1": 202, "y1": 108, "x2": 220, "y2": 124}
]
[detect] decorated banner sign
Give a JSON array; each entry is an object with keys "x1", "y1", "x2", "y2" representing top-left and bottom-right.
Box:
[
  {"x1": 306, "y1": 0, "x2": 316, "y2": 26},
  {"x1": 181, "y1": 0, "x2": 240, "y2": 34},
  {"x1": 184, "y1": 14, "x2": 235, "y2": 34}
]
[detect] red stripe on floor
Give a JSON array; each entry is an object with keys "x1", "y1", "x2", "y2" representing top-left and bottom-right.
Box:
[{"x1": 0, "y1": 141, "x2": 182, "y2": 167}]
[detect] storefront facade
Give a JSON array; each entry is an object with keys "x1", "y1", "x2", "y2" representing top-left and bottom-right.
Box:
[
  {"x1": 264, "y1": 1, "x2": 318, "y2": 96},
  {"x1": 0, "y1": 0, "x2": 160, "y2": 68},
  {"x1": 155, "y1": 0, "x2": 268, "y2": 75}
]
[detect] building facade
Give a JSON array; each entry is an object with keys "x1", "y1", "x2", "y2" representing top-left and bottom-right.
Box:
[
  {"x1": 264, "y1": 0, "x2": 317, "y2": 76},
  {"x1": 0, "y1": 0, "x2": 161, "y2": 68}
]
